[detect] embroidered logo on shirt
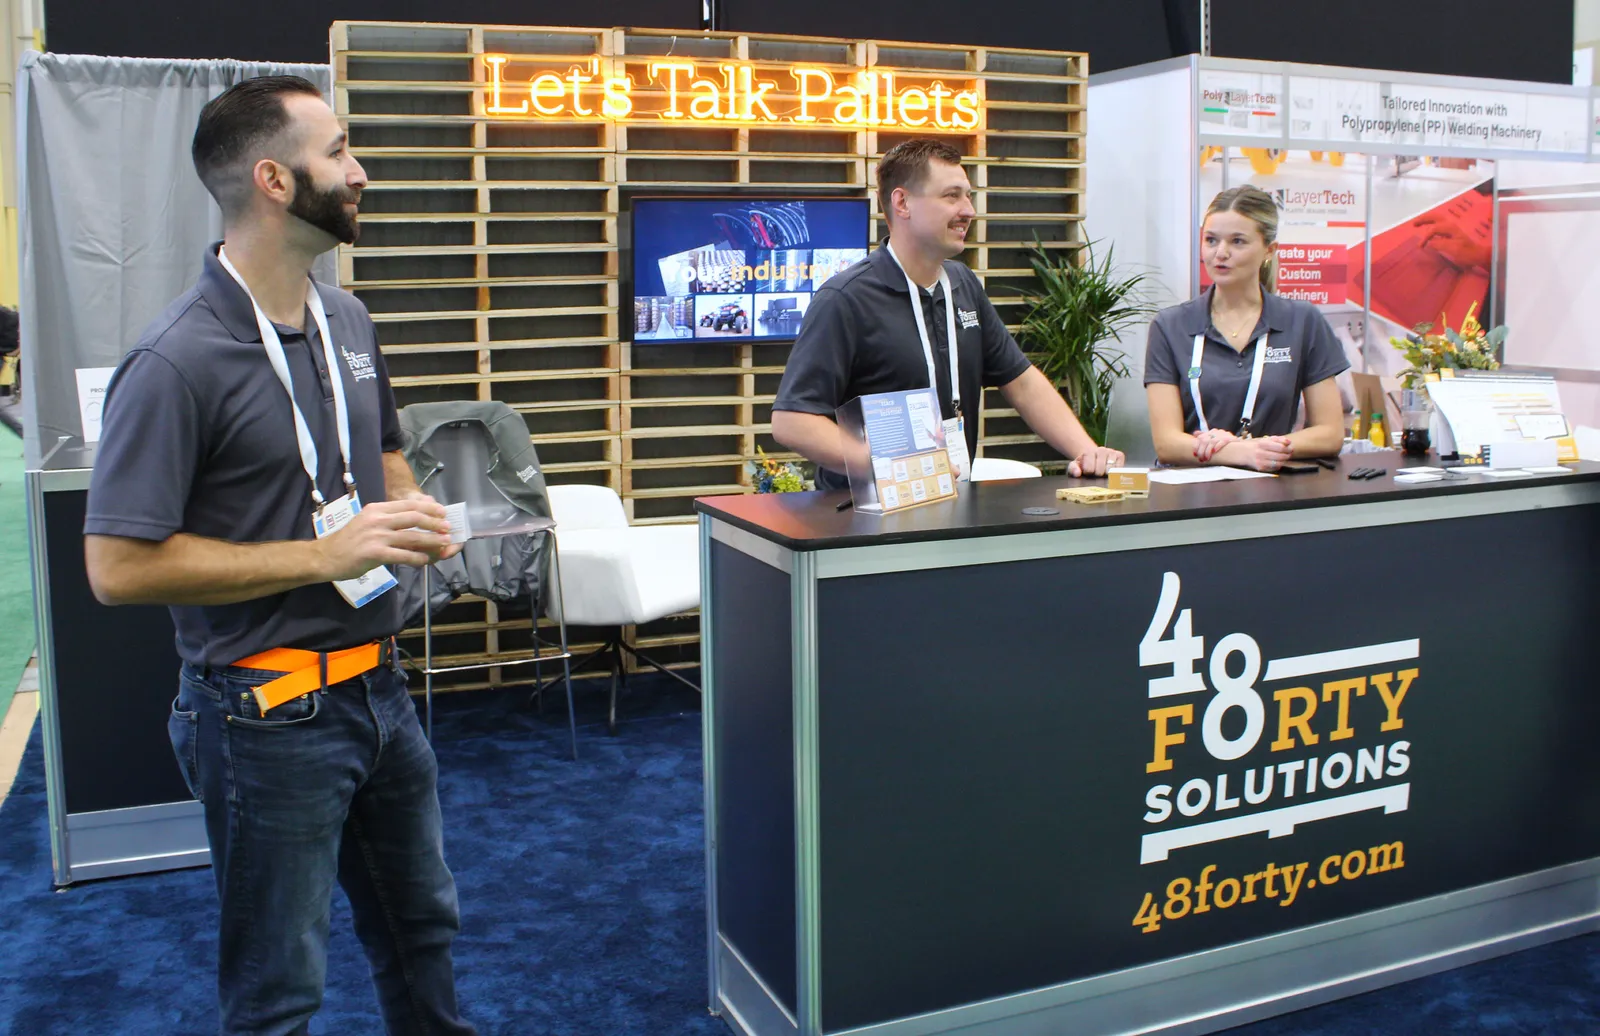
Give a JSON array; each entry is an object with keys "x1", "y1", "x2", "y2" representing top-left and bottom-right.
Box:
[
  {"x1": 957, "y1": 308, "x2": 980, "y2": 330},
  {"x1": 516, "y1": 464, "x2": 539, "y2": 484},
  {"x1": 341, "y1": 347, "x2": 378, "y2": 382},
  {"x1": 1264, "y1": 346, "x2": 1294, "y2": 364}
]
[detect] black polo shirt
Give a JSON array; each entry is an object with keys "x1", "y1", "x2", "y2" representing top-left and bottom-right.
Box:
[
  {"x1": 774, "y1": 245, "x2": 1032, "y2": 490},
  {"x1": 84, "y1": 245, "x2": 405, "y2": 667},
  {"x1": 1143, "y1": 287, "x2": 1348, "y2": 437}
]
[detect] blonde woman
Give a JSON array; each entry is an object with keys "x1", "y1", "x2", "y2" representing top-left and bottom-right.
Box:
[{"x1": 1144, "y1": 186, "x2": 1348, "y2": 471}]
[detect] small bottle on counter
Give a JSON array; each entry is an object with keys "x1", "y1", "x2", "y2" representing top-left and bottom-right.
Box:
[{"x1": 1368, "y1": 412, "x2": 1387, "y2": 448}]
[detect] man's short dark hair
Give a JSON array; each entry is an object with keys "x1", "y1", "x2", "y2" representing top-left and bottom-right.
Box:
[
  {"x1": 876, "y1": 138, "x2": 964, "y2": 206},
  {"x1": 192, "y1": 76, "x2": 324, "y2": 217}
]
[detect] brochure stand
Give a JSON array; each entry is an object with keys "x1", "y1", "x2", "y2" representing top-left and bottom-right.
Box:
[{"x1": 836, "y1": 390, "x2": 959, "y2": 515}]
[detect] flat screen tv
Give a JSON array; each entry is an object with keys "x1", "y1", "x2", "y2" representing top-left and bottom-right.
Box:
[{"x1": 629, "y1": 196, "x2": 871, "y2": 343}]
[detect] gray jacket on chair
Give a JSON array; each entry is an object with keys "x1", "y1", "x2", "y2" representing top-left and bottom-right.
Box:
[{"x1": 394, "y1": 400, "x2": 554, "y2": 626}]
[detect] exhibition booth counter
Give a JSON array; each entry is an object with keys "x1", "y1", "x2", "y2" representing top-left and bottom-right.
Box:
[
  {"x1": 26, "y1": 437, "x2": 201, "y2": 885},
  {"x1": 696, "y1": 458, "x2": 1600, "y2": 1036}
]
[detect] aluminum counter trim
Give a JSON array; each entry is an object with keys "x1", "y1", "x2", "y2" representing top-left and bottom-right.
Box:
[
  {"x1": 813, "y1": 482, "x2": 1600, "y2": 579},
  {"x1": 699, "y1": 514, "x2": 722, "y2": 1015},
  {"x1": 29, "y1": 464, "x2": 92, "y2": 492},
  {"x1": 712, "y1": 520, "x2": 794, "y2": 573},
  {"x1": 827, "y1": 858, "x2": 1600, "y2": 1036},
  {"x1": 791, "y1": 551, "x2": 822, "y2": 1036},
  {"x1": 26, "y1": 469, "x2": 71, "y2": 886},
  {"x1": 719, "y1": 935, "x2": 801, "y2": 1036}
]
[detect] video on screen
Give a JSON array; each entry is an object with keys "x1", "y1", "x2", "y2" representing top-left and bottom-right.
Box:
[{"x1": 631, "y1": 198, "x2": 869, "y2": 343}]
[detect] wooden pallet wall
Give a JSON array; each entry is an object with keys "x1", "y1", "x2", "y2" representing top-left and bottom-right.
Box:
[{"x1": 332, "y1": 22, "x2": 1086, "y2": 684}]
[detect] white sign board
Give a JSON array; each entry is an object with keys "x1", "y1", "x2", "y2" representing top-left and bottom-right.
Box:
[
  {"x1": 1288, "y1": 75, "x2": 1590, "y2": 156},
  {"x1": 74, "y1": 366, "x2": 116, "y2": 443},
  {"x1": 1425, "y1": 374, "x2": 1569, "y2": 460}
]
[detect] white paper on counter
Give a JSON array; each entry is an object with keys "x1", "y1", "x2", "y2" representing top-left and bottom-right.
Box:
[
  {"x1": 1148, "y1": 466, "x2": 1276, "y2": 485},
  {"x1": 74, "y1": 366, "x2": 117, "y2": 443}
]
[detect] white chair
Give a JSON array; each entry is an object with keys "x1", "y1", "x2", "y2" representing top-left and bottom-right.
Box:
[
  {"x1": 545, "y1": 484, "x2": 701, "y2": 733},
  {"x1": 970, "y1": 456, "x2": 1043, "y2": 481}
]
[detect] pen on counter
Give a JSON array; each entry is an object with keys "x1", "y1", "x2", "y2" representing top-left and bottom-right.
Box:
[{"x1": 835, "y1": 499, "x2": 852, "y2": 511}]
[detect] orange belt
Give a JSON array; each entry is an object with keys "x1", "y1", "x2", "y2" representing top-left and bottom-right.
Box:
[{"x1": 231, "y1": 643, "x2": 385, "y2": 714}]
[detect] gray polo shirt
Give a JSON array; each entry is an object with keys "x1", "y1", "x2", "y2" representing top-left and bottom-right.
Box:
[
  {"x1": 1143, "y1": 287, "x2": 1348, "y2": 437},
  {"x1": 84, "y1": 245, "x2": 405, "y2": 668},
  {"x1": 774, "y1": 245, "x2": 1032, "y2": 490}
]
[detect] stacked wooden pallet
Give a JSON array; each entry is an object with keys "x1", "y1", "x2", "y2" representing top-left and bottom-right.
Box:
[{"x1": 332, "y1": 21, "x2": 1086, "y2": 687}]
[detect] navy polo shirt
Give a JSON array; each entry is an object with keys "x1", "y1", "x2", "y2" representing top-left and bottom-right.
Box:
[
  {"x1": 774, "y1": 245, "x2": 1032, "y2": 490},
  {"x1": 84, "y1": 245, "x2": 405, "y2": 667},
  {"x1": 1143, "y1": 287, "x2": 1349, "y2": 437}
]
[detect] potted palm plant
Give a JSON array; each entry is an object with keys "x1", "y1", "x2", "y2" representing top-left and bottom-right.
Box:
[{"x1": 1019, "y1": 240, "x2": 1157, "y2": 446}]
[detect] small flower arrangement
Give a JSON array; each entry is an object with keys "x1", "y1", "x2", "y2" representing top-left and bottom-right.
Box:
[
  {"x1": 1389, "y1": 302, "x2": 1505, "y2": 390},
  {"x1": 746, "y1": 446, "x2": 809, "y2": 494}
]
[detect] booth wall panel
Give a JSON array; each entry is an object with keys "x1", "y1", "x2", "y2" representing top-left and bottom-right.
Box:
[
  {"x1": 334, "y1": 21, "x2": 1085, "y2": 684},
  {"x1": 40, "y1": 490, "x2": 190, "y2": 814},
  {"x1": 708, "y1": 538, "x2": 798, "y2": 1017}
]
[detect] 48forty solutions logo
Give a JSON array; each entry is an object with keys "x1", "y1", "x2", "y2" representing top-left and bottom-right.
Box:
[
  {"x1": 1132, "y1": 573, "x2": 1415, "y2": 933},
  {"x1": 342, "y1": 346, "x2": 378, "y2": 382}
]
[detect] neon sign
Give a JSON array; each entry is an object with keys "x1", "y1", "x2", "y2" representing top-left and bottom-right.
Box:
[{"x1": 483, "y1": 56, "x2": 982, "y2": 131}]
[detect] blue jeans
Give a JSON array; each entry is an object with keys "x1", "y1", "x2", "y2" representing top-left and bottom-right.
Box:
[{"x1": 169, "y1": 659, "x2": 476, "y2": 1036}]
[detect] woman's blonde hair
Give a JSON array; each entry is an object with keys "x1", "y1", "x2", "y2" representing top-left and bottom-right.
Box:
[{"x1": 1204, "y1": 185, "x2": 1280, "y2": 293}]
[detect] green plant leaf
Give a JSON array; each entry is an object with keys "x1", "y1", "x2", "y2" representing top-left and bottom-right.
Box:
[{"x1": 1018, "y1": 237, "x2": 1158, "y2": 445}]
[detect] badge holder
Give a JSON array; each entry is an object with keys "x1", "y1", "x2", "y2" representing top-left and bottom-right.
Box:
[
  {"x1": 837, "y1": 389, "x2": 959, "y2": 515},
  {"x1": 310, "y1": 490, "x2": 399, "y2": 608}
]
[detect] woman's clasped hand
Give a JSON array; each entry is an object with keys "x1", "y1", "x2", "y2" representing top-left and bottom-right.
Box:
[{"x1": 1192, "y1": 428, "x2": 1294, "y2": 471}]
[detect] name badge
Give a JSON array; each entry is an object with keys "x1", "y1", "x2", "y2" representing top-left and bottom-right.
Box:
[
  {"x1": 311, "y1": 492, "x2": 399, "y2": 608},
  {"x1": 944, "y1": 416, "x2": 972, "y2": 483}
]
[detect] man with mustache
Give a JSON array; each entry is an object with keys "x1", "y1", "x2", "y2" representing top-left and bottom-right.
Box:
[
  {"x1": 774, "y1": 138, "x2": 1121, "y2": 489},
  {"x1": 83, "y1": 76, "x2": 476, "y2": 1035}
]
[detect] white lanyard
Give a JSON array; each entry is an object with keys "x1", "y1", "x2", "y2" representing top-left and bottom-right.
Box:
[
  {"x1": 1189, "y1": 331, "x2": 1269, "y2": 436},
  {"x1": 217, "y1": 248, "x2": 356, "y2": 508},
  {"x1": 885, "y1": 242, "x2": 962, "y2": 417}
]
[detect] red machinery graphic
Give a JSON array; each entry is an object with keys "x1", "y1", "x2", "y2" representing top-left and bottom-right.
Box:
[{"x1": 1349, "y1": 184, "x2": 1493, "y2": 330}]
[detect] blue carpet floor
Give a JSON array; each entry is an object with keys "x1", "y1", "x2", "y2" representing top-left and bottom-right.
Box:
[{"x1": 0, "y1": 674, "x2": 1596, "y2": 1035}]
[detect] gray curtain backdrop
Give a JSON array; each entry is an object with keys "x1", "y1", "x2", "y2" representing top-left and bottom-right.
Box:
[{"x1": 17, "y1": 52, "x2": 333, "y2": 467}]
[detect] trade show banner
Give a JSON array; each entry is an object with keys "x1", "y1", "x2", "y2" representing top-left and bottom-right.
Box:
[
  {"x1": 1196, "y1": 145, "x2": 1503, "y2": 377},
  {"x1": 1289, "y1": 75, "x2": 1590, "y2": 156},
  {"x1": 1199, "y1": 149, "x2": 1366, "y2": 308},
  {"x1": 1352, "y1": 179, "x2": 1493, "y2": 334},
  {"x1": 814, "y1": 505, "x2": 1600, "y2": 1029},
  {"x1": 1195, "y1": 63, "x2": 1592, "y2": 158}
]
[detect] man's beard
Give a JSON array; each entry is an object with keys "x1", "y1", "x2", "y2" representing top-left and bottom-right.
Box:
[{"x1": 288, "y1": 167, "x2": 360, "y2": 244}]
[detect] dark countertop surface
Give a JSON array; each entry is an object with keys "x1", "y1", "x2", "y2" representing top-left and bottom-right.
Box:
[{"x1": 695, "y1": 453, "x2": 1600, "y2": 551}]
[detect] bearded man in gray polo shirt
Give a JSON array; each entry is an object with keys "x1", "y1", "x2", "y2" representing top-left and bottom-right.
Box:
[
  {"x1": 773, "y1": 138, "x2": 1122, "y2": 489},
  {"x1": 83, "y1": 77, "x2": 476, "y2": 1036}
]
